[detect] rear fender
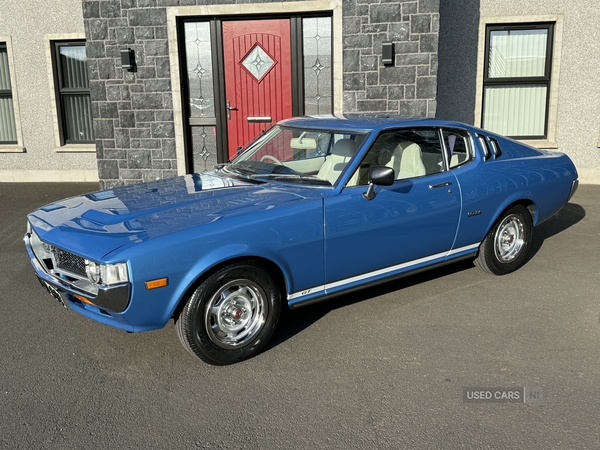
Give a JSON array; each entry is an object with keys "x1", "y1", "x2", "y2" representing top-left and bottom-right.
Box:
[{"x1": 487, "y1": 192, "x2": 537, "y2": 230}]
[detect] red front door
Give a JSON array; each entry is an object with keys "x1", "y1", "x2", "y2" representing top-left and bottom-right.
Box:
[{"x1": 222, "y1": 19, "x2": 293, "y2": 159}]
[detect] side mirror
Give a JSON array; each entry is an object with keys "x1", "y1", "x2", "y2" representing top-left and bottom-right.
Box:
[{"x1": 363, "y1": 165, "x2": 395, "y2": 200}]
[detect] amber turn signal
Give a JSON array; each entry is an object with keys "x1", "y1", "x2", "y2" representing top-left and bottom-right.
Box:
[
  {"x1": 145, "y1": 278, "x2": 168, "y2": 290},
  {"x1": 74, "y1": 294, "x2": 94, "y2": 305}
]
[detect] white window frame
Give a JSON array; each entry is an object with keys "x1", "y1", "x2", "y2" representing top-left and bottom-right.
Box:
[
  {"x1": 474, "y1": 15, "x2": 563, "y2": 148},
  {"x1": 0, "y1": 36, "x2": 24, "y2": 153},
  {"x1": 45, "y1": 33, "x2": 95, "y2": 153}
]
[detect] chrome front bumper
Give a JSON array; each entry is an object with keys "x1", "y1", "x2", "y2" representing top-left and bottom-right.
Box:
[{"x1": 24, "y1": 232, "x2": 130, "y2": 313}]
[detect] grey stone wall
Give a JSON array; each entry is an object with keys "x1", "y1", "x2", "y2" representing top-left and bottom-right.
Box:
[
  {"x1": 83, "y1": 0, "x2": 177, "y2": 188},
  {"x1": 82, "y1": 0, "x2": 440, "y2": 188},
  {"x1": 342, "y1": 0, "x2": 440, "y2": 117}
]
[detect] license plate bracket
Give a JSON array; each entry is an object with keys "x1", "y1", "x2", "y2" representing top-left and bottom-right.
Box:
[{"x1": 42, "y1": 281, "x2": 69, "y2": 309}]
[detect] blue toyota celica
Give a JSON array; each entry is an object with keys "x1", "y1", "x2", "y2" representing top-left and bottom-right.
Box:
[{"x1": 25, "y1": 115, "x2": 579, "y2": 365}]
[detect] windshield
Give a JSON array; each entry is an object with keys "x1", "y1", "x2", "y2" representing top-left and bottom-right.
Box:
[{"x1": 221, "y1": 125, "x2": 368, "y2": 186}]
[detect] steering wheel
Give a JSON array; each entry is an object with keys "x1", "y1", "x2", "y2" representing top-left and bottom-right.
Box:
[{"x1": 260, "y1": 155, "x2": 283, "y2": 165}]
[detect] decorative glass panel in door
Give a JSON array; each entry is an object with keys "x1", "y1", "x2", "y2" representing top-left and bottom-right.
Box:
[
  {"x1": 184, "y1": 22, "x2": 218, "y2": 173},
  {"x1": 302, "y1": 17, "x2": 332, "y2": 116}
]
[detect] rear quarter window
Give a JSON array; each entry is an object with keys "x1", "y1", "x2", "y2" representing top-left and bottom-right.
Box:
[{"x1": 443, "y1": 129, "x2": 473, "y2": 169}]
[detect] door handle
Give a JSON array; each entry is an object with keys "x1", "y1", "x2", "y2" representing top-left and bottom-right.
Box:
[
  {"x1": 226, "y1": 101, "x2": 238, "y2": 120},
  {"x1": 429, "y1": 181, "x2": 452, "y2": 189},
  {"x1": 247, "y1": 116, "x2": 272, "y2": 123}
]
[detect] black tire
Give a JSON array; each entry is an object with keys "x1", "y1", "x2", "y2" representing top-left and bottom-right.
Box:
[
  {"x1": 474, "y1": 205, "x2": 533, "y2": 275},
  {"x1": 175, "y1": 261, "x2": 281, "y2": 365}
]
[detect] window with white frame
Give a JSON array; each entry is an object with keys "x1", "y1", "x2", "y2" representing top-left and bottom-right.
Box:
[
  {"x1": 0, "y1": 42, "x2": 18, "y2": 144},
  {"x1": 482, "y1": 23, "x2": 553, "y2": 139},
  {"x1": 52, "y1": 40, "x2": 94, "y2": 144}
]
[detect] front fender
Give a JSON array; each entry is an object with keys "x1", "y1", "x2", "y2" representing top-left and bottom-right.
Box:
[
  {"x1": 165, "y1": 243, "x2": 296, "y2": 321},
  {"x1": 115, "y1": 201, "x2": 324, "y2": 330}
]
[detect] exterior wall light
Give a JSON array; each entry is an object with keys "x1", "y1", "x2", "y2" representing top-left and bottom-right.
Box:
[
  {"x1": 120, "y1": 48, "x2": 135, "y2": 71},
  {"x1": 382, "y1": 42, "x2": 394, "y2": 66}
]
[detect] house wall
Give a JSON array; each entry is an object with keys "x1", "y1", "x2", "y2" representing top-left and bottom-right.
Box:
[
  {"x1": 342, "y1": 0, "x2": 440, "y2": 117},
  {"x1": 437, "y1": 0, "x2": 600, "y2": 184},
  {"x1": 3, "y1": 1, "x2": 598, "y2": 185},
  {"x1": 80, "y1": 0, "x2": 440, "y2": 188},
  {"x1": 0, "y1": 0, "x2": 99, "y2": 182}
]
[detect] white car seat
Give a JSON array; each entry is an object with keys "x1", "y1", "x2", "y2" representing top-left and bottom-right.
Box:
[
  {"x1": 317, "y1": 139, "x2": 358, "y2": 185},
  {"x1": 380, "y1": 141, "x2": 426, "y2": 179}
]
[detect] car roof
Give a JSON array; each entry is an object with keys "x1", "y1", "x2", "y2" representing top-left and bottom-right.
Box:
[{"x1": 278, "y1": 114, "x2": 446, "y2": 133}]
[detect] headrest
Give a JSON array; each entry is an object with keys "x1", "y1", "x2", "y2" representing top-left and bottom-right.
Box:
[{"x1": 331, "y1": 139, "x2": 357, "y2": 158}]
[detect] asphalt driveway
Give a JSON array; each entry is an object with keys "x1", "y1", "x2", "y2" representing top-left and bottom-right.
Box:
[{"x1": 1, "y1": 182, "x2": 599, "y2": 449}]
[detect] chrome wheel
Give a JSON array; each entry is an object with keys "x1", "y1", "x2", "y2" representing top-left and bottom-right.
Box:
[
  {"x1": 205, "y1": 279, "x2": 267, "y2": 349},
  {"x1": 176, "y1": 261, "x2": 281, "y2": 365},
  {"x1": 493, "y1": 214, "x2": 525, "y2": 262},
  {"x1": 474, "y1": 205, "x2": 532, "y2": 275}
]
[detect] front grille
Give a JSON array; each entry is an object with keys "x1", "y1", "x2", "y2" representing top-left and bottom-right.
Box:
[
  {"x1": 28, "y1": 228, "x2": 99, "y2": 296},
  {"x1": 54, "y1": 247, "x2": 87, "y2": 276}
]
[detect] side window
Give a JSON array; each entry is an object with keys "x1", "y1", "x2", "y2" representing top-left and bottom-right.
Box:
[
  {"x1": 350, "y1": 128, "x2": 444, "y2": 185},
  {"x1": 0, "y1": 42, "x2": 18, "y2": 145},
  {"x1": 443, "y1": 129, "x2": 473, "y2": 169},
  {"x1": 51, "y1": 41, "x2": 94, "y2": 145},
  {"x1": 482, "y1": 22, "x2": 554, "y2": 139}
]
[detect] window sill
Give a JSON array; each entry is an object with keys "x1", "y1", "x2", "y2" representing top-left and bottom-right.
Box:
[
  {"x1": 53, "y1": 144, "x2": 96, "y2": 153},
  {"x1": 516, "y1": 139, "x2": 557, "y2": 149},
  {"x1": 0, "y1": 145, "x2": 25, "y2": 153}
]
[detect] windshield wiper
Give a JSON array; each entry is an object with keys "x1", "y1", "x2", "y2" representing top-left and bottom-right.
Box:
[
  {"x1": 218, "y1": 164, "x2": 266, "y2": 183},
  {"x1": 251, "y1": 173, "x2": 332, "y2": 186}
]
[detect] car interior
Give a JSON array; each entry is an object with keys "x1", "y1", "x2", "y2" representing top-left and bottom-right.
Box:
[
  {"x1": 345, "y1": 128, "x2": 472, "y2": 187},
  {"x1": 240, "y1": 126, "x2": 472, "y2": 187}
]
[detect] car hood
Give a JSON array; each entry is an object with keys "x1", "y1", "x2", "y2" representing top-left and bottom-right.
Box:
[{"x1": 28, "y1": 173, "x2": 315, "y2": 260}]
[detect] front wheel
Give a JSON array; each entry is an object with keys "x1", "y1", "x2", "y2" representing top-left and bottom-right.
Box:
[
  {"x1": 175, "y1": 261, "x2": 281, "y2": 365},
  {"x1": 474, "y1": 205, "x2": 533, "y2": 275}
]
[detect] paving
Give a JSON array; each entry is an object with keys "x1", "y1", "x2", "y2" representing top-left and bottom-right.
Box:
[{"x1": 1, "y1": 181, "x2": 599, "y2": 449}]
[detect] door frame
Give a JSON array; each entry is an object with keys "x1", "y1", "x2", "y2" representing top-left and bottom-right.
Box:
[{"x1": 167, "y1": 0, "x2": 343, "y2": 175}]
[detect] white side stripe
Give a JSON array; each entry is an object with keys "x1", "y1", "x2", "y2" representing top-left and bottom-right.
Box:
[
  {"x1": 447, "y1": 242, "x2": 480, "y2": 256},
  {"x1": 288, "y1": 242, "x2": 480, "y2": 302}
]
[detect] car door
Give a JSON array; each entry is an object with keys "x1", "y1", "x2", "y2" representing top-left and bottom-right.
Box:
[{"x1": 323, "y1": 127, "x2": 461, "y2": 291}]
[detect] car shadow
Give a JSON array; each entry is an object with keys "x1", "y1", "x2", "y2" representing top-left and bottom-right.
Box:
[
  {"x1": 526, "y1": 201, "x2": 586, "y2": 262},
  {"x1": 266, "y1": 201, "x2": 586, "y2": 353}
]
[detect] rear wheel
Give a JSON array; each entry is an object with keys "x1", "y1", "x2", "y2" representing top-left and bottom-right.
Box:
[
  {"x1": 474, "y1": 205, "x2": 532, "y2": 275},
  {"x1": 175, "y1": 261, "x2": 281, "y2": 365}
]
